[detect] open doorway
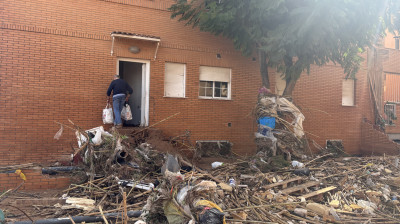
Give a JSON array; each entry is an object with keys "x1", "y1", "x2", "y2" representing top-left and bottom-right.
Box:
[{"x1": 117, "y1": 58, "x2": 150, "y2": 127}]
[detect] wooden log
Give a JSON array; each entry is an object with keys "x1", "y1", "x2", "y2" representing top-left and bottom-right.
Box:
[
  {"x1": 280, "y1": 181, "x2": 320, "y2": 195},
  {"x1": 299, "y1": 186, "x2": 337, "y2": 199},
  {"x1": 262, "y1": 177, "x2": 303, "y2": 190}
]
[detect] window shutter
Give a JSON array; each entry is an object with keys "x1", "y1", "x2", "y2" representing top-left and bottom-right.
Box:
[
  {"x1": 164, "y1": 63, "x2": 185, "y2": 97},
  {"x1": 199, "y1": 66, "x2": 230, "y2": 82},
  {"x1": 342, "y1": 79, "x2": 355, "y2": 106},
  {"x1": 384, "y1": 73, "x2": 400, "y2": 102}
]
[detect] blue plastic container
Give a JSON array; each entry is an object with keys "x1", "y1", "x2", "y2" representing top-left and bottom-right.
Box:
[{"x1": 258, "y1": 117, "x2": 276, "y2": 129}]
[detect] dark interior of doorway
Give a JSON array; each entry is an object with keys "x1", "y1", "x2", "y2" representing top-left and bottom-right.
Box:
[{"x1": 119, "y1": 61, "x2": 143, "y2": 127}]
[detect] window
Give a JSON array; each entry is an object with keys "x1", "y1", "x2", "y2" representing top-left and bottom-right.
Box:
[
  {"x1": 199, "y1": 66, "x2": 231, "y2": 99},
  {"x1": 384, "y1": 73, "x2": 400, "y2": 103},
  {"x1": 164, "y1": 62, "x2": 185, "y2": 98},
  {"x1": 384, "y1": 103, "x2": 397, "y2": 125},
  {"x1": 342, "y1": 79, "x2": 355, "y2": 106}
]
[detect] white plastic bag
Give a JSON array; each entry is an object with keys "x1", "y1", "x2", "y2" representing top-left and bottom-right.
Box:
[
  {"x1": 102, "y1": 103, "x2": 114, "y2": 124},
  {"x1": 92, "y1": 130, "x2": 103, "y2": 146},
  {"x1": 121, "y1": 104, "x2": 132, "y2": 121}
]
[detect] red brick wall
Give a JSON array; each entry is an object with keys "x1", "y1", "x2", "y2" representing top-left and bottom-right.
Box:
[
  {"x1": 0, "y1": 169, "x2": 70, "y2": 190},
  {"x1": 291, "y1": 59, "x2": 374, "y2": 154},
  {"x1": 360, "y1": 120, "x2": 400, "y2": 155},
  {"x1": 1, "y1": 0, "x2": 262, "y2": 169}
]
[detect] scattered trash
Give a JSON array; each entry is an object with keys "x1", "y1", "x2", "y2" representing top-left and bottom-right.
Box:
[
  {"x1": 293, "y1": 168, "x2": 310, "y2": 176},
  {"x1": 53, "y1": 124, "x2": 64, "y2": 140},
  {"x1": 291, "y1": 160, "x2": 304, "y2": 168},
  {"x1": 60, "y1": 197, "x2": 96, "y2": 211},
  {"x1": 228, "y1": 178, "x2": 236, "y2": 187},
  {"x1": 0, "y1": 209, "x2": 5, "y2": 223},
  {"x1": 357, "y1": 200, "x2": 377, "y2": 215},
  {"x1": 211, "y1": 162, "x2": 224, "y2": 169},
  {"x1": 118, "y1": 180, "x2": 155, "y2": 191},
  {"x1": 15, "y1": 169, "x2": 26, "y2": 181},
  {"x1": 294, "y1": 208, "x2": 307, "y2": 217},
  {"x1": 258, "y1": 116, "x2": 276, "y2": 129},
  {"x1": 195, "y1": 200, "x2": 226, "y2": 224}
]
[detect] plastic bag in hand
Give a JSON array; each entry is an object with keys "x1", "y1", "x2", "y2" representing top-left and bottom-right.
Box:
[
  {"x1": 102, "y1": 103, "x2": 114, "y2": 124},
  {"x1": 121, "y1": 103, "x2": 132, "y2": 121}
]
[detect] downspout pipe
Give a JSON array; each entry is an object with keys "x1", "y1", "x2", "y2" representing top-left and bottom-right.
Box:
[{"x1": 9, "y1": 210, "x2": 142, "y2": 224}]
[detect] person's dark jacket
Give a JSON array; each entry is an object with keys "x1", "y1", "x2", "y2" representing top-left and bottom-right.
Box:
[{"x1": 107, "y1": 79, "x2": 133, "y2": 96}]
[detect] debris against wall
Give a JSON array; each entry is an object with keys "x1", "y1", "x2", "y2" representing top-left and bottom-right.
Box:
[{"x1": 255, "y1": 91, "x2": 308, "y2": 161}]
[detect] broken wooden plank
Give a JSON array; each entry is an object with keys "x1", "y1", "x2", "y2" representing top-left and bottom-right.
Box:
[
  {"x1": 299, "y1": 186, "x2": 337, "y2": 199},
  {"x1": 262, "y1": 177, "x2": 303, "y2": 190},
  {"x1": 14, "y1": 198, "x2": 66, "y2": 206},
  {"x1": 281, "y1": 181, "x2": 320, "y2": 195}
]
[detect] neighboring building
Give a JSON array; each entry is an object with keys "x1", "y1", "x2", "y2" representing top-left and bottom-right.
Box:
[
  {"x1": 284, "y1": 35, "x2": 400, "y2": 155},
  {"x1": 1, "y1": 0, "x2": 399, "y2": 189}
]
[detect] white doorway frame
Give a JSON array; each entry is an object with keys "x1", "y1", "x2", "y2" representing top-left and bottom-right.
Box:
[{"x1": 116, "y1": 58, "x2": 150, "y2": 126}]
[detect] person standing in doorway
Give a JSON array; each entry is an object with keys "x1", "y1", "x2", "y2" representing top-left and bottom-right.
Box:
[{"x1": 107, "y1": 74, "x2": 133, "y2": 128}]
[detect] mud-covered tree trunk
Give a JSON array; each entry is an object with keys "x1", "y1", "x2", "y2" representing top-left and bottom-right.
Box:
[
  {"x1": 259, "y1": 51, "x2": 270, "y2": 88},
  {"x1": 283, "y1": 77, "x2": 297, "y2": 97},
  {"x1": 282, "y1": 55, "x2": 296, "y2": 97}
]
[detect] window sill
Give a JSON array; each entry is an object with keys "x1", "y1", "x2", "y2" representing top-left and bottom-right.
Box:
[
  {"x1": 198, "y1": 97, "x2": 231, "y2": 101},
  {"x1": 163, "y1": 96, "x2": 188, "y2": 99},
  {"x1": 342, "y1": 104, "x2": 356, "y2": 107},
  {"x1": 386, "y1": 101, "x2": 400, "y2": 105}
]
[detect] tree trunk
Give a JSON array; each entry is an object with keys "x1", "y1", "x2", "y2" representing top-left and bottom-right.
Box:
[
  {"x1": 282, "y1": 77, "x2": 297, "y2": 98},
  {"x1": 259, "y1": 50, "x2": 270, "y2": 88},
  {"x1": 282, "y1": 55, "x2": 296, "y2": 98}
]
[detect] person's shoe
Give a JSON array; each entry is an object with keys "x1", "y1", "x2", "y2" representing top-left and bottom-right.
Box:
[{"x1": 115, "y1": 124, "x2": 122, "y2": 129}]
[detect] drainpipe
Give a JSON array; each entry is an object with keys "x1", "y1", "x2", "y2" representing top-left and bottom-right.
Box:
[{"x1": 395, "y1": 36, "x2": 399, "y2": 50}]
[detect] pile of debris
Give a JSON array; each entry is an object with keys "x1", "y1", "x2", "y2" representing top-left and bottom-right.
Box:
[
  {"x1": 253, "y1": 90, "x2": 308, "y2": 169},
  {"x1": 139, "y1": 154, "x2": 400, "y2": 223},
  {"x1": 3, "y1": 119, "x2": 400, "y2": 224}
]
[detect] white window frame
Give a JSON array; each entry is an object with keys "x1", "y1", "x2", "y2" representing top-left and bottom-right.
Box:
[
  {"x1": 164, "y1": 62, "x2": 186, "y2": 98},
  {"x1": 342, "y1": 79, "x2": 355, "y2": 106},
  {"x1": 198, "y1": 66, "x2": 231, "y2": 100}
]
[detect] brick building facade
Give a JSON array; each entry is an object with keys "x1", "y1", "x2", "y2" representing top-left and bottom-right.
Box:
[
  {"x1": 1, "y1": 0, "x2": 399, "y2": 189},
  {"x1": 1, "y1": 0, "x2": 263, "y2": 168}
]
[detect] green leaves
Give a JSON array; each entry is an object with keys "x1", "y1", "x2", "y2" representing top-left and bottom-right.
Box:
[{"x1": 170, "y1": 0, "x2": 400, "y2": 95}]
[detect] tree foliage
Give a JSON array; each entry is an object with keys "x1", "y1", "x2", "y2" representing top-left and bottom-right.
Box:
[{"x1": 170, "y1": 0, "x2": 400, "y2": 96}]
